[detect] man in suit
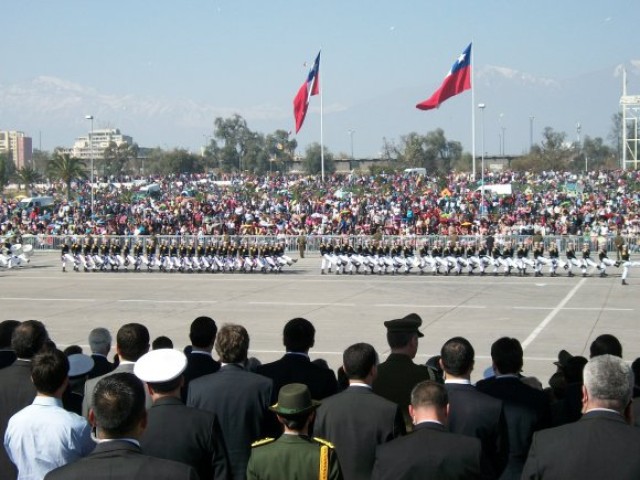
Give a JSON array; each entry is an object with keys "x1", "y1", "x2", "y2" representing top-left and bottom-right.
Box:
[
  {"x1": 522, "y1": 354, "x2": 640, "y2": 479},
  {"x1": 187, "y1": 323, "x2": 272, "y2": 480},
  {"x1": 0, "y1": 320, "x2": 19, "y2": 369},
  {"x1": 314, "y1": 343, "x2": 404, "y2": 480},
  {"x1": 257, "y1": 317, "x2": 338, "y2": 402},
  {"x1": 372, "y1": 313, "x2": 436, "y2": 430},
  {"x1": 440, "y1": 337, "x2": 508, "y2": 479},
  {"x1": 0, "y1": 319, "x2": 49, "y2": 479},
  {"x1": 45, "y1": 373, "x2": 198, "y2": 480},
  {"x1": 87, "y1": 328, "x2": 116, "y2": 379},
  {"x1": 83, "y1": 323, "x2": 151, "y2": 418},
  {"x1": 181, "y1": 316, "x2": 221, "y2": 402},
  {"x1": 371, "y1": 381, "x2": 488, "y2": 480},
  {"x1": 136, "y1": 348, "x2": 230, "y2": 480},
  {"x1": 476, "y1": 337, "x2": 550, "y2": 480},
  {"x1": 247, "y1": 383, "x2": 342, "y2": 480}
]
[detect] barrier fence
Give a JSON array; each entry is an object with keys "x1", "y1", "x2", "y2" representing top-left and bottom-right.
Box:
[{"x1": 15, "y1": 234, "x2": 640, "y2": 255}]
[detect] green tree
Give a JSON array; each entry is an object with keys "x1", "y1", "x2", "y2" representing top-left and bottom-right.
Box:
[
  {"x1": 0, "y1": 153, "x2": 16, "y2": 192},
  {"x1": 15, "y1": 166, "x2": 42, "y2": 195},
  {"x1": 394, "y1": 129, "x2": 463, "y2": 173},
  {"x1": 47, "y1": 152, "x2": 87, "y2": 200},
  {"x1": 303, "y1": 143, "x2": 335, "y2": 175},
  {"x1": 102, "y1": 142, "x2": 139, "y2": 177},
  {"x1": 210, "y1": 114, "x2": 253, "y2": 171},
  {"x1": 31, "y1": 149, "x2": 51, "y2": 175},
  {"x1": 608, "y1": 112, "x2": 622, "y2": 161},
  {"x1": 265, "y1": 130, "x2": 297, "y2": 172},
  {"x1": 574, "y1": 136, "x2": 616, "y2": 171},
  {"x1": 162, "y1": 149, "x2": 205, "y2": 175}
]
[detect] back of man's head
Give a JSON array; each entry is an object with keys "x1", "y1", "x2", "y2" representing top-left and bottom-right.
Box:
[
  {"x1": 215, "y1": 324, "x2": 249, "y2": 364},
  {"x1": 491, "y1": 337, "x2": 523, "y2": 375},
  {"x1": 583, "y1": 354, "x2": 633, "y2": 412},
  {"x1": 189, "y1": 316, "x2": 217, "y2": 349},
  {"x1": 411, "y1": 380, "x2": 448, "y2": 411},
  {"x1": 12, "y1": 320, "x2": 49, "y2": 359},
  {"x1": 31, "y1": 349, "x2": 69, "y2": 396},
  {"x1": 589, "y1": 334, "x2": 623, "y2": 359},
  {"x1": 89, "y1": 327, "x2": 112, "y2": 356},
  {"x1": 440, "y1": 337, "x2": 475, "y2": 377},
  {"x1": 116, "y1": 323, "x2": 150, "y2": 362},
  {"x1": 343, "y1": 343, "x2": 378, "y2": 380},
  {"x1": 283, "y1": 318, "x2": 315, "y2": 352},
  {"x1": 93, "y1": 372, "x2": 146, "y2": 438},
  {"x1": 386, "y1": 331, "x2": 415, "y2": 350},
  {"x1": 0, "y1": 320, "x2": 20, "y2": 349}
]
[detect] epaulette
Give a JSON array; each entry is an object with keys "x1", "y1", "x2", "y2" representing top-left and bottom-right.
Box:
[
  {"x1": 313, "y1": 437, "x2": 335, "y2": 449},
  {"x1": 251, "y1": 438, "x2": 275, "y2": 448}
]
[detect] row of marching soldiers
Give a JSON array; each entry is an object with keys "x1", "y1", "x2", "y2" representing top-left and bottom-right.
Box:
[
  {"x1": 60, "y1": 236, "x2": 298, "y2": 273},
  {"x1": 319, "y1": 239, "x2": 639, "y2": 283}
]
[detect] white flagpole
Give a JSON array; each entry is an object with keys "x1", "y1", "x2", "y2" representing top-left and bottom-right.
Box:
[
  {"x1": 320, "y1": 50, "x2": 325, "y2": 182},
  {"x1": 471, "y1": 42, "x2": 476, "y2": 181}
]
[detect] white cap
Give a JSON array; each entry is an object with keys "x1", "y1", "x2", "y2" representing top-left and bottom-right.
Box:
[
  {"x1": 134, "y1": 349, "x2": 187, "y2": 383},
  {"x1": 68, "y1": 354, "x2": 95, "y2": 377}
]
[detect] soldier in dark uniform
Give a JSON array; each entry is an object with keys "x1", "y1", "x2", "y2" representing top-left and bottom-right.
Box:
[
  {"x1": 70, "y1": 238, "x2": 82, "y2": 272},
  {"x1": 548, "y1": 242, "x2": 560, "y2": 277},
  {"x1": 565, "y1": 243, "x2": 579, "y2": 277},
  {"x1": 132, "y1": 239, "x2": 144, "y2": 271},
  {"x1": 246, "y1": 383, "x2": 342, "y2": 480}
]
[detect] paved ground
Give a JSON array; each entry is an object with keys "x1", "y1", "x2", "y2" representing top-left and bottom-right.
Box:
[{"x1": 1, "y1": 252, "x2": 638, "y2": 385}]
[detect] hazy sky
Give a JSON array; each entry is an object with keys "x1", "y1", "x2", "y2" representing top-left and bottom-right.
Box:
[{"x1": 1, "y1": 1, "x2": 638, "y2": 157}]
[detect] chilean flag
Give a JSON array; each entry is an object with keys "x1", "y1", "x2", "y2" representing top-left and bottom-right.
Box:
[
  {"x1": 416, "y1": 43, "x2": 471, "y2": 111},
  {"x1": 293, "y1": 51, "x2": 321, "y2": 133}
]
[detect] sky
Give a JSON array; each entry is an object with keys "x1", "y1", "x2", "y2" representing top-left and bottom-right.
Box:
[{"x1": 1, "y1": 0, "x2": 639, "y2": 159}]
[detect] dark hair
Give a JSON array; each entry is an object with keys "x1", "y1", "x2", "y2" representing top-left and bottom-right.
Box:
[
  {"x1": 152, "y1": 336, "x2": 173, "y2": 350},
  {"x1": 590, "y1": 334, "x2": 623, "y2": 359},
  {"x1": 491, "y1": 337, "x2": 523, "y2": 375},
  {"x1": 441, "y1": 337, "x2": 475, "y2": 376},
  {"x1": 148, "y1": 376, "x2": 182, "y2": 394},
  {"x1": 189, "y1": 316, "x2": 217, "y2": 348},
  {"x1": 277, "y1": 411, "x2": 313, "y2": 431},
  {"x1": 343, "y1": 343, "x2": 378, "y2": 380},
  {"x1": 215, "y1": 324, "x2": 249, "y2": 363},
  {"x1": 0, "y1": 320, "x2": 20, "y2": 349},
  {"x1": 283, "y1": 318, "x2": 315, "y2": 352},
  {"x1": 12, "y1": 320, "x2": 49, "y2": 359},
  {"x1": 411, "y1": 380, "x2": 448, "y2": 409},
  {"x1": 31, "y1": 349, "x2": 69, "y2": 395},
  {"x1": 564, "y1": 356, "x2": 588, "y2": 384},
  {"x1": 116, "y1": 323, "x2": 150, "y2": 362},
  {"x1": 93, "y1": 373, "x2": 146, "y2": 438},
  {"x1": 63, "y1": 345, "x2": 83, "y2": 356},
  {"x1": 386, "y1": 330, "x2": 414, "y2": 349}
]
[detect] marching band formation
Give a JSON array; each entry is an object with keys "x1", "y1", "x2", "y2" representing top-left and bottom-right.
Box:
[
  {"x1": 318, "y1": 239, "x2": 640, "y2": 285},
  {"x1": 58, "y1": 236, "x2": 298, "y2": 274},
  {"x1": 0, "y1": 237, "x2": 33, "y2": 269}
]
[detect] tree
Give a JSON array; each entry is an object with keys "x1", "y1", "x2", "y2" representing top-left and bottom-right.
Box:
[
  {"x1": 210, "y1": 114, "x2": 253, "y2": 171},
  {"x1": 265, "y1": 130, "x2": 297, "y2": 172},
  {"x1": 47, "y1": 152, "x2": 86, "y2": 200},
  {"x1": 394, "y1": 129, "x2": 463, "y2": 173},
  {"x1": 31, "y1": 149, "x2": 51, "y2": 175},
  {"x1": 14, "y1": 166, "x2": 42, "y2": 195},
  {"x1": 0, "y1": 153, "x2": 16, "y2": 192},
  {"x1": 161, "y1": 149, "x2": 205, "y2": 175},
  {"x1": 608, "y1": 112, "x2": 622, "y2": 161},
  {"x1": 303, "y1": 143, "x2": 335, "y2": 175},
  {"x1": 574, "y1": 136, "x2": 616, "y2": 171},
  {"x1": 102, "y1": 142, "x2": 139, "y2": 177}
]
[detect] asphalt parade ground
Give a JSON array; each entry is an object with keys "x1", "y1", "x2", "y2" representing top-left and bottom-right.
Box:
[{"x1": 1, "y1": 251, "x2": 638, "y2": 384}]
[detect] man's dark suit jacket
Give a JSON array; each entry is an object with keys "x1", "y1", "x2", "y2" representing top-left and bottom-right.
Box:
[
  {"x1": 522, "y1": 410, "x2": 640, "y2": 480},
  {"x1": 187, "y1": 364, "x2": 272, "y2": 480},
  {"x1": 0, "y1": 350, "x2": 16, "y2": 369},
  {"x1": 83, "y1": 364, "x2": 152, "y2": 418},
  {"x1": 371, "y1": 422, "x2": 488, "y2": 480},
  {"x1": 88, "y1": 354, "x2": 116, "y2": 379},
  {"x1": 445, "y1": 382, "x2": 509, "y2": 478},
  {"x1": 140, "y1": 396, "x2": 230, "y2": 480},
  {"x1": 44, "y1": 440, "x2": 198, "y2": 480},
  {"x1": 314, "y1": 385, "x2": 405, "y2": 480},
  {"x1": 476, "y1": 375, "x2": 551, "y2": 480},
  {"x1": 256, "y1": 353, "x2": 338, "y2": 402},
  {"x1": 180, "y1": 351, "x2": 221, "y2": 402},
  {"x1": 0, "y1": 359, "x2": 37, "y2": 478}
]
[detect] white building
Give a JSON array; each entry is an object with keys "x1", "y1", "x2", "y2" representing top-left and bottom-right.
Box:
[{"x1": 70, "y1": 128, "x2": 134, "y2": 160}]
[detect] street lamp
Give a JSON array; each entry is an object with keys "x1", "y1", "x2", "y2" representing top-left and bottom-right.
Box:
[
  {"x1": 529, "y1": 115, "x2": 535, "y2": 151},
  {"x1": 348, "y1": 129, "x2": 355, "y2": 161},
  {"x1": 478, "y1": 103, "x2": 486, "y2": 199},
  {"x1": 85, "y1": 115, "x2": 94, "y2": 219}
]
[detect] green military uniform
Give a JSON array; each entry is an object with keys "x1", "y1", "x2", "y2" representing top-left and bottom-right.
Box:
[{"x1": 247, "y1": 435, "x2": 342, "y2": 480}]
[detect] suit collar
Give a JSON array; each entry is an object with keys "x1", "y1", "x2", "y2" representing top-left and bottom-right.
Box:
[
  {"x1": 582, "y1": 409, "x2": 626, "y2": 423},
  {"x1": 413, "y1": 421, "x2": 446, "y2": 433},
  {"x1": 94, "y1": 439, "x2": 142, "y2": 455},
  {"x1": 220, "y1": 363, "x2": 244, "y2": 371},
  {"x1": 152, "y1": 396, "x2": 184, "y2": 408},
  {"x1": 283, "y1": 352, "x2": 310, "y2": 362}
]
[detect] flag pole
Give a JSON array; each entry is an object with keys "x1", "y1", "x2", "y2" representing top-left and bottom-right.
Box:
[
  {"x1": 320, "y1": 49, "x2": 325, "y2": 182},
  {"x1": 471, "y1": 41, "x2": 476, "y2": 182}
]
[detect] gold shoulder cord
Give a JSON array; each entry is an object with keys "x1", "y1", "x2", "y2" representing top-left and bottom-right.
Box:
[{"x1": 319, "y1": 445, "x2": 329, "y2": 480}]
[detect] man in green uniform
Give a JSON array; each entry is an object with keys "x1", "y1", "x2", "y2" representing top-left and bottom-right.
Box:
[{"x1": 247, "y1": 383, "x2": 343, "y2": 480}]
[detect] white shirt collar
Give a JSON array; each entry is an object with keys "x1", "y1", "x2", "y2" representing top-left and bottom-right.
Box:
[{"x1": 444, "y1": 379, "x2": 471, "y2": 385}]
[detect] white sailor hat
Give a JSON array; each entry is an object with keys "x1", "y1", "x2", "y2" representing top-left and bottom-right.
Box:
[
  {"x1": 68, "y1": 354, "x2": 95, "y2": 378},
  {"x1": 134, "y1": 349, "x2": 187, "y2": 384}
]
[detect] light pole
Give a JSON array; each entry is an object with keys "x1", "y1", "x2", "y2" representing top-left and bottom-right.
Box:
[
  {"x1": 478, "y1": 104, "x2": 486, "y2": 199},
  {"x1": 348, "y1": 129, "x2": 355, "y2": 161},
  {"x1": 529, "y1": 115, "x2": 535, "y2": 151},
  {"x1": 85, "y1": 115, "x2": 94, "y2": 219}
]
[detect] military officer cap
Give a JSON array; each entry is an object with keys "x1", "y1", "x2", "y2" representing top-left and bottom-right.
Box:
[
  {"x1": 134, "y1": 348, "x2": 187, "y2": 383},
  {"x1": 269, "y1": 383, "x2": 321, "y2": 416},
  {"x1": 68, "y1": 353, "x2": 95, "y2": 378},
  {"x1": 384, "y1": 313, "x2": 424, "y2": 338},
  {"x1": 553, "y1": 349, "x2": 573, "y2": 368}
]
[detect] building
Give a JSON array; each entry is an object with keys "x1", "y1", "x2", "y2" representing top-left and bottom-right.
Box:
[
  {"x1": 0, "y1": 131, "x2": 33, "y2": 169},
  {"x1": 70, "y1": 128, "x2": 134, "y2": 161}
]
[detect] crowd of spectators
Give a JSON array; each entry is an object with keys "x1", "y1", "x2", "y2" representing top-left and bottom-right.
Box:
[
  {"x1": 2, "y1": 169, "x2": 640, "y2": 241},
  {"x1": 1, "y1": 315, "x2": 640, "y2": 479}
]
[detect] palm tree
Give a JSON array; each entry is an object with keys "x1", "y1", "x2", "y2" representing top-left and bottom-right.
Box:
[
  {"x1": 48, "y1": 152, "x2": 87, "y2": 200},
  {"x1": 15, "y1": 166, "x2": 42, "y2": 196}
]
